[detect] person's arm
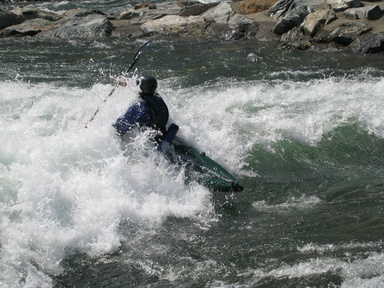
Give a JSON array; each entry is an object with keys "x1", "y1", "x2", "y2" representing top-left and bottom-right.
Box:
[
  {"x1": 113, "y1": 115, "x2": 132, "y2": 135},
  {"x1": 112, "y1": 102, "x2": 154, "y2": 135}
]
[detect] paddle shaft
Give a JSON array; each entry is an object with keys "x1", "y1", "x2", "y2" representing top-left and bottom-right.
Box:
[{"x1": 85, "y1": 40, "x2": 152, "y2": 128}]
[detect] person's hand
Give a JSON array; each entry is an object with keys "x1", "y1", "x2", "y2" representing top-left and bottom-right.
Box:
[{"x1": 117, "y1": 76, "x2": 127, "y2": 87}]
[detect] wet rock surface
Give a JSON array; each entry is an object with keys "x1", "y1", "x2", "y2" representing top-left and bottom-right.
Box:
[{"x1": 1, "y1": 0, "x2": 384, "y2": 54}]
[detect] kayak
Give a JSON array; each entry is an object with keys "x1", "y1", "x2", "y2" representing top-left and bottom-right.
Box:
[{"x1": 161, "y1": 124, "x2": 244, "y2": 192}]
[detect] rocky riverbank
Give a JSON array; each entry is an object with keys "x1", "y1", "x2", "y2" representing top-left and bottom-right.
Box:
[{"x1": 1, "y1": 0, "x2": 384, "y2": 54}]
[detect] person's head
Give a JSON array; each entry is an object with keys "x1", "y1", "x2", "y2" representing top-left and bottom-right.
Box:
[{"x1": 137, "y1": 75, "x2": 157, "y2": 97}]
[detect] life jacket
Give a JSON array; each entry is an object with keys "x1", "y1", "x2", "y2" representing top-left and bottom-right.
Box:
[{"x1": 144, "y1": 93, "x2": 169, "y2": 135}]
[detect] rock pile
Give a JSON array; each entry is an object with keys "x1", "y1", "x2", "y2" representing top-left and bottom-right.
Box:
[
  {"x1": 1, "y1": 0, "x2": 384, "y2": 54},
  {"x1": 269, "y1": 0, "x2": 384, "y2": 53}
]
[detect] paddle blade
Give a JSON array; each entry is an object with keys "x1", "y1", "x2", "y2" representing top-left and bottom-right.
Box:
[{"x1": 126, "y1": 40, "x2": 152, "y2": 74}]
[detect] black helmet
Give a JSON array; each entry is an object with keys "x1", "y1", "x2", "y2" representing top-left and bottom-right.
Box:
[{"x1": 137, "y1": 76, "x2": 157, "y2": 96}]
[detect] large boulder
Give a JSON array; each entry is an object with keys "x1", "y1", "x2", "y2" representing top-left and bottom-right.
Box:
[
  {"x1": 203, "y1": 1, "x2": 235, "y2": 24},
  {"x1": 300, "y1": 8, "x2": 337, "y2": 37},
  {"x1": 1, "y1": 18, "x2": 55, "y2": 37},
  {"x1": 205, "y1": 23, "x2": 230, "y2": 39},
  {"x1": 152, "y1": 1, "x2": 185, "y2": 14},
  {"x1": 0, "y1": 11, "x2": 24, "y2": 29},
  {"x1": 268, "y1": 0, "x2": 294, "y2": 19},
  {"x1": 179, "y1": 2, "x2": 218, "y2": 16},
  {"x1": 268, "y1": 0, "x2": 324, "y2": 19},
  {"x1": 328, "y1": 22, "x2": 372, "y2": 45},
  {"x1": 328, "y1": 0, "x2": 363, "y2": 12},
  {"x1": 110, "y1": 19, "x2": 143, "y2": 38},
  {"x1": 127, "y1": 13, "x2": 164, "y2": 25},
  {"x1": 349, "y1": 32, "x2": 384, "y2": 53},
  {"x1": 119, "y1": 2, "x2": 184, "y2": 24},
  {"x1": 226, "y1": 14, "x2": 258, "y2": 40},
  {"x1": 273, "y1": 5, "x2": 310, "y2": 35},
  {"x1": 344, "y1": 5, "x2": 383, "y2": 20},
  {"x1": 43, "y1": 14, "x2": 114, "y2": 38},
  {"x1": 140, "y1": 15, "x2": 206, "y2": 37}
]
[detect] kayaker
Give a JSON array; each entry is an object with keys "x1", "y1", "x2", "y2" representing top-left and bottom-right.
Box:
[{"x1": 113, "y1": 75, "x2": 169, "y2": 143}]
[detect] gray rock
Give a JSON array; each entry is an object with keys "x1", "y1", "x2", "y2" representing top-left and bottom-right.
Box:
[
  {"x1": 350, "y1": 32, "x2": 384, "y2": 53},
  {"x1": 11, "y1": 7, "x2": 63, "y2": 21},
  {"x1": 328, "y1": 0, "x2": 363, "y2": 12},
  {"x1": 129, "y1": 14, "x2": 164, "y2": 25},
  {"x1": 63, "y1": 9, "x2": 89, "y2": 18},
  {"x1": 0, "y1": 11, "x2": 24, "y2": 29},
  {"x1": 140, "y1": 14, "x2": 206, "y2": 36},
  {"x1": 226, "y1": 14, "x2": 258, "y2": 40},
  {"x1": 110, "y1": 19, "x2": 144, "y2": 38},
  {"x1": 67, "y1": 10, "x2": 106, "y2": 18},
  {"x1": 268, "y1": 0, "x2": 294, "y2": 19},
  {"x1": 1, "y1": 18, "x2": 54, "y2": 37},
  {"x1": 203, "y1": 1, "x2": 234, "y2": 24},
  {"x1": 344, "y1": 5, "x2": 383, "y2": 20},
  {"x1": 300, "y1": 8, "x2": 337, "y2": 37},
  {"x1": 205, "y1": 23, "x2": 229, "y2": 38},
  {"x1": 273, "y1": 5, "x2": 310, "y2": 35},
  {"x1": 268, "y1": 0, "x2": 324, "y2": 19},
  {"x1": 122, "y1": 2, "x2": 185, "y2": 24},
  {"x1": 179, "y1": 2, "x2": 218, "y2": 17},
  {"x1": 117, "y1": 9, "x2": 140, "y2": 20},
  {"x1": 329, "y1": 22, "x2": 372, "y2": 45},
  {"x1": 154, "y1": 2, "x2": 184, "y2": 15},
  {"x1": 43, "y1": 14, "x2": 113, "y2": 38},
  {"x1": 280, "y1": 26, "x2": 304, "y2": 42},
  {"x1": 141, "y1": 2, "x2": 184, "y2": 16}
]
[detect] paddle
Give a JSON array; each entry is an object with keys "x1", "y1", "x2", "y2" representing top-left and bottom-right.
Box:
[{"x1": 85, "y1": 40, "x2": 153, "y2": 128}]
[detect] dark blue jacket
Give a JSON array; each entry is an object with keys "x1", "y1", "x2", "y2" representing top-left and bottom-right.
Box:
[{"x1": 113, "y1": 93, "x2": 169, "y2": 136}]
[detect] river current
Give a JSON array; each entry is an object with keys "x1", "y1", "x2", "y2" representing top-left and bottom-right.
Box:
[{"x1": 1, "y1": 1, "x2": 384, "y2": 287}]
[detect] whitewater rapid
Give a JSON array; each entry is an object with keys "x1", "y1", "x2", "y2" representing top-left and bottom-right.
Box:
[{"x1": 1, "y1": 70, "x2": 384, "y2": 286}]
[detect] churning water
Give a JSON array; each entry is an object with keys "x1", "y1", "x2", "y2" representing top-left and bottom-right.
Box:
[{"x1": 1, "y1": 20, "x2": 384, "y2": 287}]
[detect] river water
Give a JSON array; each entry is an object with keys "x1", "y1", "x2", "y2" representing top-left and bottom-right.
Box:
[{"x1": 1, "y1": 2, "x2": 384, "y2": 287}]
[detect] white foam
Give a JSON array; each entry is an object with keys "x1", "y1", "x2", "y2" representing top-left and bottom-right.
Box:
[
  {"x1": 0, "y1": 80, "x2": 216, "y2": 286},
  {"x1": 252, "y1": 195, "x2": 322, "y2": 211},
  {"x1": 2, "y1": 74, "x2": 384, "y2": 286},
  {"x1": 193, "y1": 77, "x2": 384, "y2": 147},
  {"x1": 246, "y1": 251, "x2": 384, "y2": 288}
]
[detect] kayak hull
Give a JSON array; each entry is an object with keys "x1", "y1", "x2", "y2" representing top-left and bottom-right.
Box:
[{"x1": 164, "y1": 136, "x2": 244, "y2": 192}]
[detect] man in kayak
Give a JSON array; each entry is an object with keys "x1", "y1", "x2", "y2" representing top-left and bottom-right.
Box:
[{"x1": 113, "y1": 75, "x2": 170, "y2": 144}]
